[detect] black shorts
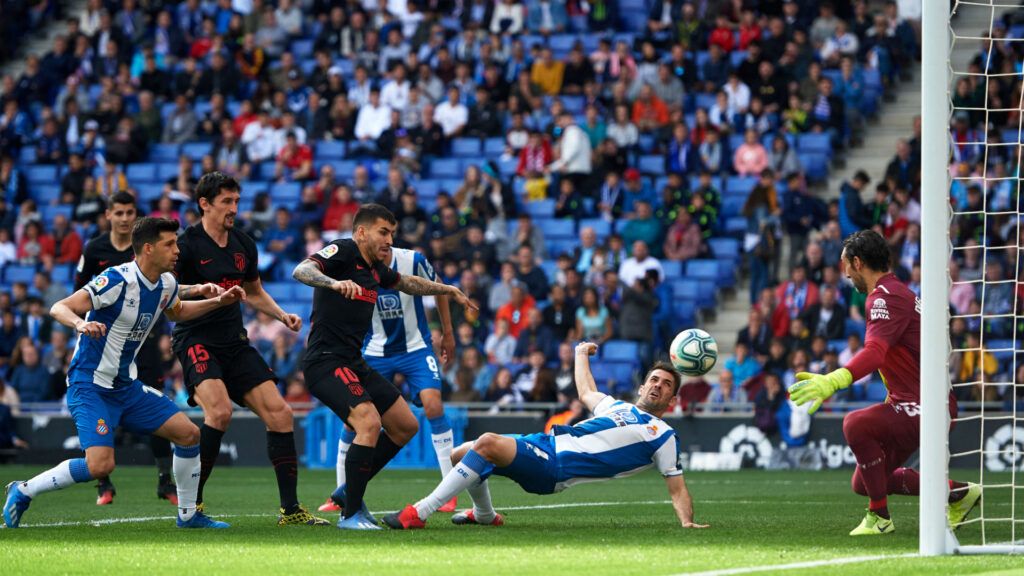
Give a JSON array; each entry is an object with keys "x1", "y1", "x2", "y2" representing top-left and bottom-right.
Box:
[
  {"x1": 303, "y1": 354, "x2": 402, "y2": 423},
  {"x1": 175, "y1": 337, "x2": 276, "y2": 407}
]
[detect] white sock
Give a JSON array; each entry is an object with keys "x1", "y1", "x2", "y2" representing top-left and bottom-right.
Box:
[
  {"x1": 413, "y1": 450, "x2": 488, "y2": 521},
  {"x1": 21, "y1": 458, "x2": 92, "y2": 498},
  {"x1": 336, "y1": 436, "x2": 352, "y2": 487},
  {"x1": 432, "y1": 429, "x2": 454, "y2": 479},
  {"x1": 173, "y1": 445, "x2": 201, "y2": 521},
  {"x1": 467, "y1": 479, "x2": 496, "y2": 523}
]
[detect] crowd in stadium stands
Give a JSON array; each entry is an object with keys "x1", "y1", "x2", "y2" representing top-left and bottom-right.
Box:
[{"x1": 0, "y1": 0, "x2": 1017, "y2": 439}]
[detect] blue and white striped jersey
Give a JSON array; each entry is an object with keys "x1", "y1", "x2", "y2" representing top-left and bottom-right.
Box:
[
  {"x1": 550, "y1": 395, "x2": 683, "y2": 491},
  {"x1": 362, "y1": 248, "x2": 434, "y2": 357},
  {"x1": 68, "y1": 262, "x2": 179, "y2": 389}
]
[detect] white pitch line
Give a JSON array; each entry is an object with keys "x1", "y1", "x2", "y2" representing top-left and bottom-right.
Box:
[{"x1": 672, "y1": 553, "x2": 920, "y2": 576}]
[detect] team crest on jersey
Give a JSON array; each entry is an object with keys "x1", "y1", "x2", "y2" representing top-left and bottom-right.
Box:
[
  {"x1": 646, "y1": 424, "x2": 659, "y2": 436},
  {"x1": 96, "y1": 419, "x2": 109, "y2": 435},
  {"x1": 160, "y1": 296, "x2": 169, "y2": 309},
  {"x1": 870, "y1": 298, "x2": 890, "y2": 321},
  {"x1": 92, "y1": 275, "x2": 109, "y2": 290},
  {"x1": 233, "y1": 253, "x2": 246, "y2": 272},
  {"x1": 317, "y1": 244, "x2": 339, "y2": 259}
]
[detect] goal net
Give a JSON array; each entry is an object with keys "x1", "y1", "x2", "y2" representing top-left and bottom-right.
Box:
[{"x1": 927, "y1": 0, "x2": 1024, "y2": 555}]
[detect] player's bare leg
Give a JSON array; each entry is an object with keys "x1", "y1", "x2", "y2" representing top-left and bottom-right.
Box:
[
  {"x1": 192, "y1": 378, "x2": 233, "y2": 509},
  {"x1": 420, "y1": 389, "x2": 457, "y2": 512},
  {"x1": 384, "y1": 432, "x2": 515, "y2": 529},
  {"x1": 243, "y1": 381, "x2": 328, "y2": 526},
  {"x1": 152, "y1": 412, "x2": 228, "y2": 528}
]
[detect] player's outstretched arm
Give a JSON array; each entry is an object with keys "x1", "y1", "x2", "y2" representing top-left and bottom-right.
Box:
[
  {"x1": 165, "y1": 286, "x2": 247, "y2": 322},
  {"x1": 394, "y1": 275, "x2": 479, "y2": 311},
  {"x1": 50, "y1": 290, "x2": 105, "y2": 338},
  {"x1": 177, "y1": 283, "x2": 226, "y2": 300},
  {"x1": 573, "y1": 342, "x2": 608, "y2": 411},
  {"x1": 243, "y1": 277, "x2": 302, "y2": 331},
  {"x1": 666, "y1": 475, "x2": 708, "y2": 529}
]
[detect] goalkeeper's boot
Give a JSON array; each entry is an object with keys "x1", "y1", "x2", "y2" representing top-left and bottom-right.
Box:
[
  {"x1": 336, "y1": 510, "x2": 382, "y2": 530},
  {"x1": 329, "y1": 484, "x2": 377, "y2": 524},
  {"x1": 177, "y1": 510, "x2": 230, "y2": 529},
  {"x1": 948, "y1": 482, "x2": 982, "y2": 530},
  {"x1": 438, "y1": 496, "x2": 458, "y2": 513},
  {"x1": 451, "y1": 508, "x2": 504, "y2": 526},
  {"x1": 95, "y1": 477, "x2": 115, "y2": 506},
  {"x1": 3, "y1": 481, "x2": 31, "y2": 528},
  {"x1": 157, "y1": 473, "x2": 178, "y2": 505},
  {"x1": 317, "y1": 496, "x2": 341, "y2": 512},
  {"x1": 278, "y1": 505, "x2": 331, "y2": 526},
  {"x1": 849, "y1": 510, "x2": 895, "y2": 536},
  {"x1": 382, "y1": 505, "x2": 425, "y2": 530}
]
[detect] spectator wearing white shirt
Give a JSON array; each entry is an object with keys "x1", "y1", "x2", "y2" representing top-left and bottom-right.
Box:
[
  {"x1": 547, "y1": 112, "x2": 592, "y2": 190},
  {"x1": 618, "y1": 240, "x2": 664, "y2": 288},
  {"x1": 819, "y1": 19, "x2": 859, "y2": 66},
  {"x1": 380, "y1": 64, "x2": 411, "y2": 111},
  {"x1": 354, "y1": 87, "x2": 393, "y2": 143},
  {"x1": 723, "y1": 73, "x2": 751, "y2": 115},
  {"x1": 274, "y1": 0, "x2": 303, "y2": 36},
  {"x1": 491, "y1": 0, "x2": 526, "y2": 35},
  {"x1": 433, "y1": 86, "x2": 468, "y2": 137},
  {"x1": 272, "y1": 112, "x2": 307, "y2": 155},
  {"x1": 347, "y1": 65, "x2": 373, "y2": 109},
  {"x1": 240, "y1": 110, "x2": 277, "y2": 163}
]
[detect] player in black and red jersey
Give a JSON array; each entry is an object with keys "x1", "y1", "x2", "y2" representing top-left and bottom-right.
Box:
[
  {"x1": 173, "y1": 172, "x2": 327, "y2": 526},
  {"x1": 292, "y1": 203, "x2": 475, "y2": 529},
  {"x1": 75, "y1": 191, "x2": 221, "y2": 506},
  {"x1": 789, "y1": 230, "x2": 980, "y2": 536}
]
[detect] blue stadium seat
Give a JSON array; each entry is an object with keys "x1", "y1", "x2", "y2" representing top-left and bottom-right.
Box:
[
  {"x1": 578, "y1": 218, "x2": 611, "y2": 239},
  {"x1": 724, "y1": 216, "x2": 747, "y2": 237},
  {"x1": 271, "y1": 182, "x2": 302, "y2": 205},
  {"x1": 845, "y1": 318, "x2": 866, "y2": 339},
  {"x1": 827, "y1": 339, "x2": 847, "y2": 353},
  {"x1": 721, "y1": 195, "x2": 746, "y2": 219},
  {"x1": 547, "y1": 238, "x2": 577, "y2": 258},
  {"x1": 799, "y1": 152, "x2": 829, "y2": 183},
  {"x1": 157, "y1": 163, "x2": 181, "y2": 181},
  {"x1": 332, "y1": 160, "x2": 360, "y2": 179},
  {"x1": 562, "y1": 95, "x2": 585, "y2": 114},
  {"x1": 708, "y1": 237, "x2": 740, "y2": 261},
  {"x1": 291, "y1": 39, "x2": 314, "y2": 59},
  {"x1": 18, "y1": 147, "x2": 35, "y2": 165},
  {"x1": 149, "y1": 143, "x2": 180, "y2": 163},
  {"x1": 797, "y1": 133, "x2": 832, "y2": 157},
  {"x1": 41, "y1": 205, "x2": 72, "y2": 225},
  {"x1": 661, "y1": 260, "x2": 682, "y2": 279},
  {"x1": 4, "y1": 264, "x2": 36, "y2": 284},
  {"x1": 542, "y1": 218, "x2": 575, "y2": 239},
  {"x1": 414, "y1": 179, "x2": 440, "y2": 197},
  {"x1": 524, "y1": 199, "x2": 556, "y2": 219},
  {"x1": 451, "y1": 138, "x2": 482, "y2": 157},
  {"x1": 498, "y1": 157, "x2": 518, "y2": 177},
  {"x1": 685, "y1": 259, "x2": 718, "y2": 281},
  {"x1": 126, "y1": 163, "x2": 157, "y2": 183},
  {"x1": 181, "y1": 142, "x2": 210, "y2": 161},
  {"x1": 33, "y1": 184, "x2": 61, "y2": 205},
  {"x1": 638, "y1": 155, "x2": 665, "y2": 175},
  {"x1": 136, "y1": 183, "x2": 164, "y2": 204},
  {"x1": 26, "y1": 165, "x2": 57, "y2": 184},
  {"x1": 866, "y1": 381, "x2": 888, "y2": 402},
  {"x1": 671, "y1": 278, "x2": 699, "y2": 301},
  {"x1": 51, "y1": 264, "x2": 74, "y2": 285},
  {"x1": 263, "y1": 282, "x2": 293, "y2": 302},
  {"x1": 695, "y1": 279, "x2": 717, "y2": 309},
  {"x1": 483, "y1": 137, "x2": 505, "y2": 157},
  {"x1": 316, "y1": 140, "x2": 346, "y2": 160},
  {"x1": 725, "y1": 176, "x2": 757, "y2": 196},
  {"x1": 549, "y1": 34, "x2": 578, "y2": 53},
  {"x1": 429, "y1": 158, "x2": 461, "y2": 178},
  {"x1": 539, "y1": 260, "x2": 558, "y2": 283},
  {"x1": 637, "y1": 133, "x2": 656, "y2": 153},
  {"x1": 602, "y1": 340, "x2": 639, "y2": 362}
]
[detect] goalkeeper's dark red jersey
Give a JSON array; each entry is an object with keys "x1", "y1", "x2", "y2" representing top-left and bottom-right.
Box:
[{"x1": 845, "y1": 273, "x2": 922, "y2": 404}]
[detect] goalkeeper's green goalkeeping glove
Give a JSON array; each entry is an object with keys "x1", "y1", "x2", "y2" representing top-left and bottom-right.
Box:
[{"x1": 787, "y1": 368, "x2": 853, "y2": 415}]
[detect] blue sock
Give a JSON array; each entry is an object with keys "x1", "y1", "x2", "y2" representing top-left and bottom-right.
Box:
[
  {"x1": 341, "y1": 427, "x2": 357, "y2": 444},
  {"x1": 22, "y1": 458, "x2": 93, "y2": 498},
  {"x1": 428, "y1": 415, "x2": 451, "y2": 434},
  {"x1": 174, "y1": 444, "x2": 200, "y2": 458},
  {"x1": 460, "y1": 450, "x2": 491, "y2": 476},
  {"x1": 69, "y1": 458, "x2": 93, "y2": 483}
]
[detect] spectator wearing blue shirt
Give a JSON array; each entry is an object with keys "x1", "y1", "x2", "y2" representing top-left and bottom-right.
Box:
[
  {"x1": 262, "y1": 207, "x2": 303, "y2": 262},
  {"x1": 621, "y1": 169, "x2": 656, "y2": 217},
  {"x1": 513, "y1": 308, "x2": 556, "y2": 363},
  {"x1": 724, "y1": 342, "x2": 763, "y2": 386},
  {"x1": 8, "y1": 343, "x2": 50, "y2": 403},
  {"x1": 704, "y1": 369, "x2": 748, "y2": 413},
  {"x1": 621, "y1": 201, "x2": 664, "y2": 258}
]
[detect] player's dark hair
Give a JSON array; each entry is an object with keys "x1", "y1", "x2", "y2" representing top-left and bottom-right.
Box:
[
  {"x1": 108, "y1": 191, "x2": 137, "y2": 210},
  {"x1": 644, "y1": 361, "x2": 682, "y2": 395},
  {"x1": 842, "y1": 230, "x2": 890, "y2": 273},
  {"x1": 353, "y1": 203, "x2": 397, "y2": 230},
  {"x1": 132, "y1": 217, "x2": 179, "y2": 254},
  {"x1": 195, "y1": 171, "x2": 240, "y2": 215}
]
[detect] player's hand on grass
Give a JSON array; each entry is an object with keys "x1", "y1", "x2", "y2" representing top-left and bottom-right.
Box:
[
  {"x1": 333, "y1": 280, "x2": 364, "y2": 299},
  {"x1": 788, "y1": 368, "x2": 853, "y2": 415},
  {"x1": 681, "y1": 521, "x2": 709, "y2": 529},
  {"x1": 75, "y1": 319, "x2": 106, "y2": 338},
  {"x1": 196, "y1": 283, "x2": 225, "y2": 299},
  {"x1": 217, "y1": 285, "x2": 247, "y2": 306},
  {"x1": 280, "y1": 312, "x2": 302, "y2": 331},
  {"x1": 575, "y1": 342, "x2": 598, "y2": 357}
]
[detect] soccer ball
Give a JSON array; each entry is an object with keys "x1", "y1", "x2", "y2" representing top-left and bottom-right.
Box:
[{"x1": 669, "y1": 329, "x2": 718, "y2": 376}]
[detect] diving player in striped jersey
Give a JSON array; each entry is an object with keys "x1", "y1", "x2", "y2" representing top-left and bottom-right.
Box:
[
  {"x1": 382, "y1": 341, "x2": 708, "y2": 529},
  {"x1": 319, "y1": 246, "x2": 459, "y2": 513},
  {"x1": 4, "y1": 218, "x2": 244, "y2": 529}
]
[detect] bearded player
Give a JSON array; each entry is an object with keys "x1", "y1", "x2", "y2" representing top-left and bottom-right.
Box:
[
  {"x1": 788, "y1": 230, "x2": 980, "y2": 536},
  {"x1": 382, "y1": 341, "x2": 707, "y2": 530}
]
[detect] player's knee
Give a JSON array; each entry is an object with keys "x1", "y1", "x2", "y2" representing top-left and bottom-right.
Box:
[
  {"x1": 472, "y1": 433, "x2": 502, "y2": 460},
  {"x1": 172, "y1": 424, "x2": 201, "y2": 447},
  {"x1": 205, "y1": 403, "x2": 233, "y2": 429},
  {"x1": 349, "y1": 405, "x2": 382, "y2": 438},
  {"x1": 842, "y1": 410, "x2": 869, "y2": 443},
  {"x1": 265, "y1": 401, "x2": 294, "y2": 432},
  {"x1": 87, "y1": 454, "x2": 116, "y2": 478},
  {"x1": 851, "y1": 474, "x2": 869, "y2": 496},
  {"x1": 421, "y1": 397, "x2": 443, "y2": 419}
]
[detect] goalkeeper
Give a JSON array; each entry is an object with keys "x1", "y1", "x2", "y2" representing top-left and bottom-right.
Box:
[{"x1": 788, "y1": 230, "x2": 980, "y2": 536}]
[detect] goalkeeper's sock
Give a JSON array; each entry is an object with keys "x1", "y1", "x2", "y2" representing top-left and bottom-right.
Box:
[
  {"x1": 949, "y1": 479, "x2": 970, "y2": 503},
  {"x1": 414, "y1": 450, "x2": 492, "y2": 522},
  {"x1": 428, "y1": 415, "x2": 455, "y2": 478},
  {"x1": 336, "y1": 428, "x2": 356, "y2": 487},
  {"x1": 869, "y1": 497, "x2": 890, "y2": 520},
  {"x1": 888, "y1": 467, "x2": 920, "y2": 496},
  {"x1": 21, "y1": 458, "x2": 93, "y2": 498},
  {"x1": 467, "y1": 479, "x2": 496, "y2": 524}
]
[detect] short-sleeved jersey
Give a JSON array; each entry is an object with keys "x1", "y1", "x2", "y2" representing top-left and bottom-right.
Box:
[
  {"x1": 304, "y1": 239, "x2": 401, "y2": 360},
  {"x1": 172, "y1": 223, "x2": 259, "y2": 346},
  {"x1": 74, "y1": 233, "x2": 134, "y2": 290},
  {"x1": 362, "y1": 247, "x2": 434, "y2": 357},
  {"x1": 68, "y1": 262, "x2": 180, "y2": 389},
  {"x1": 864, "y1": 273, "x2": 921, "y2": 404},
  {"x1": 549, "y1": 395, "x2": 682, "y2": 491}
]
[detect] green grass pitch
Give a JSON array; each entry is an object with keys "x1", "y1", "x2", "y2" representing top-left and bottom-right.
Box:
[{"x1": 0, "y1": 466, "x2": 1020, "y2": 575}]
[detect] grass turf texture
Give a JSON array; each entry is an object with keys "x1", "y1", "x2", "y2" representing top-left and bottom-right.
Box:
[{"x1": 0, "y1": 466, "x2": 1020, "y2": 575}]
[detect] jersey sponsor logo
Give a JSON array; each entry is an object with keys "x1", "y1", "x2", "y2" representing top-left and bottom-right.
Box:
[
  {"x1": 128, "y1": 313, "x2": 153, "y2": 342},
  {"x1": 233, "y1": 253, "x2": 246, "y2": 272},
  {"x1": 216, "y1": 278, "x2": 243, "y2": 290},
  {"x1": 353, "y1": 288, "x2": 378, "y2": 304},
  {"x1": 891, "y1": 401, "x2": 920, "y2": 417},
  {"x1": 610, "y1": 408, "x2": 639, "y2": 427},
  {"x1": 377, "y1": 294, "x2": 403, "y2": 320},
  {"x1": 870, "y1": 298, "x2": 890, "y2": 321},
  {"x1": 316, "y1": 244, "x2": 338, "y2": 259},
  {"x1": 92, "y1": 276, "x2": 109, "y2": 290},
  {"x1": 96, "y1": 418, "x2": 109, "y2": 435},
  {"x1": 200, "y1": 258, "x2": 214, "y2": 265}
]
